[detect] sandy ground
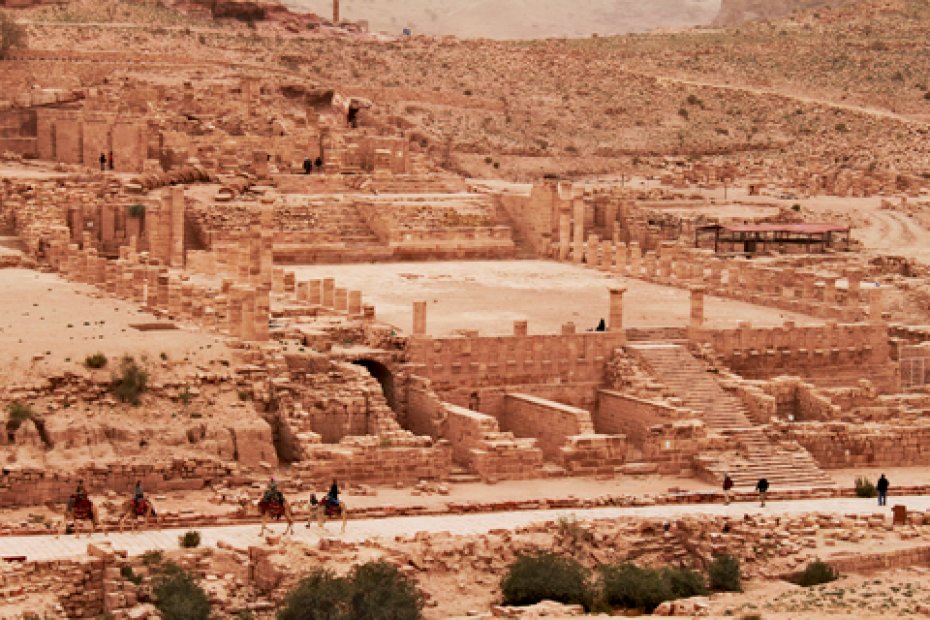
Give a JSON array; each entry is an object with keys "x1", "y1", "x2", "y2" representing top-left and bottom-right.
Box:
[
  {"x1": 291, "y1": 260, "x2": 822, "y2": 335},
  {"x1": 283, "y1": 0, "x2": 721, "y2": 39},
  {"x1": 0, "y1": 269, "x2": 231, "y2": 385}
]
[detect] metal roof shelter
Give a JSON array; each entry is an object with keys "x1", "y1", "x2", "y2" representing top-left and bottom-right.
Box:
[{"x1": 696, "y1": 222, "x2": 851, "y2": 255}]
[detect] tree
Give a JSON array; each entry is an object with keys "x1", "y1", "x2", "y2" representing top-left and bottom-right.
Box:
[{"x1": 1, "y1": 11, "x2": 27, "y2": 59}]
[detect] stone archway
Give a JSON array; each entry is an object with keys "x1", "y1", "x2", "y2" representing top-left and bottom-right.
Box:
[{"x1": 352, "y1": 359, "x2": 398, "y2": 413}]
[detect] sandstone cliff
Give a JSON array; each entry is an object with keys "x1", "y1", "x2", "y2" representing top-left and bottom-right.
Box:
[{"x1": 713, "y1": 0, "x2": 860, "y2": 25}]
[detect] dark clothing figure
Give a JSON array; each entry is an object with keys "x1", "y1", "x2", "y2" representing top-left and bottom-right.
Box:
[
  {"x1": 722, "y1": 474, "x2": 734, "y2": 505},
  {"x1": 314, "y1": 157, "x2": 323, "y2": 169},
  {"x1": 108, "y1": 151, "x2": 114, "y2": 171},
  {"x1": 326, "y1": 480, "x2": 339, "y2": 506},
  {"x1": 595, "y1": 318, "x2": 606, "y2": 332},
  {"x1": 262, "y1": 480, "x2": 282, "y2": 504},
  {"x1": 303, "y1": 158, "x2": 313, "y2": 174},
  {"x1": 876, "y1": 474, "x2": 889, "y2": 506},
  {"x1": 133, "y1": 481, "x2": 144, "y2": 501},
  {"x1": 99, "y1": 153, "x2": 107, "y2": 171},
  {"x1": 755, "y1": 478, "x2": 769, "y2": 507}
]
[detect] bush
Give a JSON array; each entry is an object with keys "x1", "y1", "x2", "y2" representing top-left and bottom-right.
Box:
[
  {"x1": 0, "y1": 11, "x2": 27, "y2": 59},
  {"x1": 6, "y1": 401, "x2": 34, "y2": 433},
  {"x1": 349, "y1": 560, "x2": 423, "y2": 620},
  {"x1": 277, "y1": 561, "x2": 422, "y2": 620},
  {"x1": 278, "y1": 569, "x2": 351, "y2": 620},
  {"x1": 153, "y1": 563, "x2": 211, "y2": 620},
  {"x1": 179, "y1": 530, "x2": 201, "y2": 548},
  {"x1": 141, "y1": 549, "x2": 164, "y2": 566},
  {"x1": 120, "y1": 565, "x2": 143, "y2": 585},
  {"x1": 792, "y1": 560, "x2": 839, "y2": 587},
  {"x1": 600, "y1": 564, "x2": 672, "y2": 613},
  {"x1": 111, "y1": 356, "x2": 148, "y2": 405},
  {"x1": 501, "y1": 552, "x2": 592, "y2": 610},
  {"x1": 855, "y1": 476, "x2": 876, "y2": 498},
  {"x1": 599, "y1": 564, "x2": 705, "y2": 613},
  {"x1": 84, "y1": 353, "x2": 108, "y2": 369},
  {"x1": 708, "y1": 554, "x2": 742, "y2": 592},
  {"x1": 127, "y1": 203, "x2": 145, "y2": 217}
]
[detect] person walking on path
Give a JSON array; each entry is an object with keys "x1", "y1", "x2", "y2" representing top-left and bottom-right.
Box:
[
  {"x1": 755, "y1": 478, "x2": 769, "y2": 507},
  {"x1": 723, "y1": 473, "x2": 734, "y2": 505},
  {"x1": 98, "y1": 153, "x2": 107, "y2": 171},
  {"x1": 877, "y1": 474, "x2": 890, "y2": 506}
]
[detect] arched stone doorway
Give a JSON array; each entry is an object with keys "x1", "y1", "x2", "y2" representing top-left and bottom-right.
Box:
[{"x1": 353, "y1": 359, "x2": 398, "y2": 413}]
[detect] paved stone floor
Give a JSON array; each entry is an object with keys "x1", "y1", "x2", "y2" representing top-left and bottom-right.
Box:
[{"x1": 3, "y1": 495, "x2": 929, "y2": 561}]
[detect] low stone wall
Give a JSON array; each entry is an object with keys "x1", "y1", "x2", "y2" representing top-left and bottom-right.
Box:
[
  {"x1": 292, "y1": 442, "x2": 452, "y2": 485},
  {"x1": 501, "y1": 393, "x2": 593, "y2": 460},
  {"x1": 595, "y1": 389, "x2": 695, "y2": 446},
  {"x1": 0, "y1": 459, "x2": 234, "y2": 508},
  {"x1": 786, "y1": 422, "x2": 930, "y2": 468}
]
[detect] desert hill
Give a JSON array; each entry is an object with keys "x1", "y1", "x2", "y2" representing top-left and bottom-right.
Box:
[
  {"x1": 713, "y1": 0, "x2": 862, "y2": 25},
  {"x1": 282, "y1": 0, "x2": 721, "y2": 39}
]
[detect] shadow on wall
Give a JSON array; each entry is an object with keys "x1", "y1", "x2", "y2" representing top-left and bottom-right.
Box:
[{"x1": 353, "y1": 359, "x2": 398, "y2": 412}]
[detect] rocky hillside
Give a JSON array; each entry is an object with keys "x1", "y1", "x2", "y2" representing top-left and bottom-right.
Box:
[{"x1": 713, "y1": 0, "x2": 860, "y2": 25}]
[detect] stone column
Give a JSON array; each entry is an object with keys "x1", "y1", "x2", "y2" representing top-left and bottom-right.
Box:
[
  {"x1": 599, "y1": 241, "x2": 613, "y2": 271},
  {"x1": 334, "y1": 287, "x2": 348, "y2": 312},
  {"x1": 169, "y1": 186, "x2": 185, "y2": 268},
  {"x1": 412, "y1": 301, "x2": 427, "y2": 335},
  {"x1": 558, "y1": 205, "x2": 571, "y2": 261},
  {"x1": 333, "y1": 0, "x2": 339, "y2": 22},
  {"x1": 614, "y1": 242, "x2": 627, "y2": 275},
  {"x1": 869, "y1": 286, "x2": 884, "y2": 324},
  {"x1": 308, "y1": 279, "x2": 322, "y2": 305},
  {"x1": 322, "y1": 277, "x2": 336, "y2": 308},
  {"x1": 585, "y1": 233, "x2": 599, "y2": 266},
  {"x1": 513, "y1": 320, "x2": 528, "y2": 336},
  {"x1": 572, "y1": 198, "x2": 584, "y2": 263},
  {"x1": 608, "y1": 286, "x2": 626, "y2": 333},
  {"x1": 847, "y1": 271, "x2": 862, "y2": 305},
  {"x1": 690, "y1": 285, "x2": 705, "y2": 329},
  {"x1": 629, "y1": 242, "x2": 641, "y2": 276},
  {"x1": 348, "y1": 290, "x2": 362, "y2": 316}
]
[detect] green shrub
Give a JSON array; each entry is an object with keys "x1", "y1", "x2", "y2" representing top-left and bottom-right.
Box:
[
  {"x1": 501, "y1": 552, "x2": 592, "y2": 610},
  {"x1": 277, "y1": 561, "x2": 422, "y2": 620},
  {"x1": 792, "y1": 560, "x2": 839, "y2": 587},
  {"x1": 708, "y1": 554, "x2": 742, "y2": 592},
  {"x1": 278, "y1": 568, "x2": 351, "y2": 620},
  {"x1": 84, "y1": 353, "x2": 108, "y2": 369},
  {"x1": 179, "y1": 530, "x2": 201, "y2": 549},
  {"x1": 662, "y1": 566, "x2": 708, "y2": 598},
  {"x1": 120, "y1": 565, "x2": 143, "y2": 585},
  {"x1": 153, "y1": 563, "x2": 211, "y2": 620},
  {"x1": 111, "y1": 356, "x2": 148, "y2": 405},
  {"x1": 141, "y1": 549, "x2": 164, "y2": 566},
  {"x1": 348, "y1": 560, "x2": 423, "y2": 620},
  {"x1": 127, "y1": 203, "x2": 145, "y2": 218},
  {"x1": 6, "y1": 401, "x2": 34, "y2": 433},
  {"x1": 855, "y1": 476, "x2": 876, "y2": 498},
  {"x1": 600, "y1": 563, "x2": 672, "y2": 613}
]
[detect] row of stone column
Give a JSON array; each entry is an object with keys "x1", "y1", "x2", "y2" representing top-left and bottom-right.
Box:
[{"x1": 410, "y1": 287, "x2": 627, "y2": 337}]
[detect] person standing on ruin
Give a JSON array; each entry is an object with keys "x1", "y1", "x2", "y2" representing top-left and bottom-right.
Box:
[
  {"x1": 303, "y1": 158, "x2": 313, "y2": 174},
  {"x1": 876, "y1": 474, "x2": 890, "y2": 506},
  {"x1": 98, "y1": 153, "x2": 107, "y2": 171},
  {"x1": 755, "y1": 477, "x2": 769, "y2": 507},
  {"x1": 722, "y1": 473, "x2": 734, "y2": 505},
  {"x1": 108, "y1": 151, "x2": 114, "y2": 171}
]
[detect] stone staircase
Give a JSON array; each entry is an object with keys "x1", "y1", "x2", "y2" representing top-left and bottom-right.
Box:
[
  {"x1": 627, "y1": 342, "x2": 834, "y2": 489},
  {"x1": 626, "y1": 343, "x2": 752, "y2": 430}
]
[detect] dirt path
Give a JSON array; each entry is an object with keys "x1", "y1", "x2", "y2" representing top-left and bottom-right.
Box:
[{"x1": 5, "y1": 495, "x2": 929, "y2": 562}]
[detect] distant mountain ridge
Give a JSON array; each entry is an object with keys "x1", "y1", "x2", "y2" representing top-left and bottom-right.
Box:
[{"x1": 712, "y1": 0, "x2": 861, "y2": 25}]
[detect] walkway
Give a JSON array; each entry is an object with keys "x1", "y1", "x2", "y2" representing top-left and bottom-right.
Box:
[{"x1": 3, "y1": 496, "x2": 929, "y2": 562}]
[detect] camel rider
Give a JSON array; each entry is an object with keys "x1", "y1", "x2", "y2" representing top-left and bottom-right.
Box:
[
  {"x1": 69, "y1": 479, "x2": 87, "y2": 510},
  {"x1": 134, "y1": 481, "x2": 144, "y2": 501},
  {"x1": 263, "y1": 478, "x2": 282, "y2": 504},
  {"x1": 326, "y1": 479, "x2": 340, "y2": 507}
]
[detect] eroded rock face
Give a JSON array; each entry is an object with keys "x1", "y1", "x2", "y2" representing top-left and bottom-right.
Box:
[{"x1": 713, "y1": 0, "x2": 859, "y2": 25}]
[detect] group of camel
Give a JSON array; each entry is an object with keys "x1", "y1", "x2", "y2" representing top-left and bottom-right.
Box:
[{"x1": 58, "y1": 491, "x2": 347, "y2": 538}]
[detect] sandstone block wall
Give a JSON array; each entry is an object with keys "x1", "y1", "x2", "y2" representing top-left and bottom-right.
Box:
[
  {"x1": 595, "y1": 389, "x2": 696, "y2": 446},
  {"x1": 788, "y1": 423, "x2": 930, "y2": 468},
  {"x1": 501, "y1": 393, "x2": 594, "y2": 460}
]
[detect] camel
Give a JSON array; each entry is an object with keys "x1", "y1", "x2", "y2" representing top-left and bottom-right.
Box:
[
  {"x1": 256, "y1": 493, "x2": 294, "y2": 536},
  {"x1": 116, "y1": 497, "x2": 158, "y2": 533},
  {"x1": 58, "y1": 494, "x2": 101, "y2": 538},
  {"x1": 307, "y1": 494, "x2": 348, "y2": 533}
]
